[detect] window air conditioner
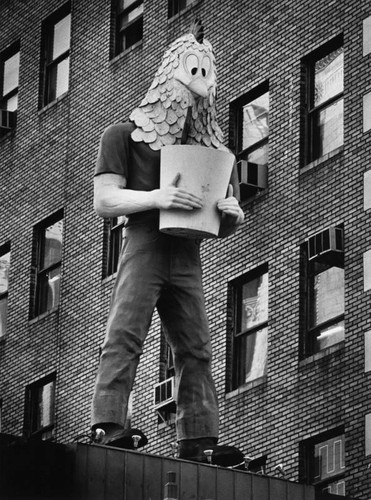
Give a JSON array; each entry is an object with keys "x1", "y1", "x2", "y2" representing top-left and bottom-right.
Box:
[
  {"x1": 237, "y1": 160, "x2": 267, "y2": 198},
  {"x1": 153, "y1": 376, "x2": 175, "y2": 410},
  {"x1": 307, "y1": 226, "x2": 344, "y2": 262},
  {"x1": 0, "y1": 109, "x2": 16, "y2": 133}
]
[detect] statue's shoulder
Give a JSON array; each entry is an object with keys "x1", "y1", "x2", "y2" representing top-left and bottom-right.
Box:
[{"x1": 101, "y1": 121, "x2": 135, "y2": 142}]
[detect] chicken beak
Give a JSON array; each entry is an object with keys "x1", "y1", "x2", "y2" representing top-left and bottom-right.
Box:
[{"x1": 187, "y1": 78, "x2": 210, "y2": 98}]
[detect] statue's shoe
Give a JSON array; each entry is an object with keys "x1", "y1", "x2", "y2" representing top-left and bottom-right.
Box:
[
  {"x1": 178, "y1": 438, "x2": 244, "y2": 467},
  {"x1": 93, "y1": 427, "x2": 148, "y2": 449}
]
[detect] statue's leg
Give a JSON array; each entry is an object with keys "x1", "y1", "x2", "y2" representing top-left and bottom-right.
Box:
[
  {"x1": 157, "y1": 238, "x2": 219, "y2": 443},
  {"x1": 91, "y1": 225, "x2": 163, "y2": 430}
]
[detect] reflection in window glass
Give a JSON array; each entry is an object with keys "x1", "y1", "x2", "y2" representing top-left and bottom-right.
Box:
[
  {"x1": 314, "y1": 434, "x2": 346, "y2": 495},
  {"x1": 309, "y1": 265, "x2": 344, "y2": 328},
  {"x1": 315, "y1": 99, "x2": 344, "y2": 158},
  {"x1": 240, "y1": 327, "x2": 268, "y2": 383},
  {"x1": 37, "y1": 381, "x2": 55, "y2": 430},
  {"x1": 52, "y1": 14, "x2": 71, "y2": 60},
  {"x1": 0, "y1": 251, "x2": 10, "y2": 295},
  {"x1": 3, "y1": 52, "x2": 20, "y2": 96},
  {"x1": 43, "y1": 220, "x2": 63, "y2": 269},
  {"x1": 0, "y1": 298, "x2": 8, "y2": 338},
  {"x1": 0, "y1": 250, "x2": 10, "y2": 339},
  {"x1": 242, "y1": 93, "x2": 269, "y2": 151},
  {"x1": 314, "y1": 48, "x2": 343, "y2": 107},
  {"x1": 241, "y1": 273, "x2": 269, "y2": 331}
]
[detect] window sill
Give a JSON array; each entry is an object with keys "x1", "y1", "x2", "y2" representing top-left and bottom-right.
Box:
[
  {"x1": 38, "y1": 92, "x2": 68, "y2": 116},
  {"x1": 299, "y1": 341, "x2": 344, "y2": 367},
  {"x1": 167, "y1": 0, "x2": 202, "y2": 23},
  {"x1": 110, "y1": 40, "x2": 143, "y2": 65},
  {"x1": 300, "y1": 146, "x2": 343, "y2": 174},
  {"x1": 102, "y1": 272, "x2": 117, "y2": 285},
  {"x1": 225, "y1": 375, "x2": 267, "y2": 399},
  {"x1": 0, "y1": 127, "x2": 16, "y2": 142},
  {"x1": 29, "y1": 307, "x2": 59, "y2": 325}
]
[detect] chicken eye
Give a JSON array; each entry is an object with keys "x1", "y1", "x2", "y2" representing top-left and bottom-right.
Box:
[
  {"x1": 185, "y1": 53, "x2": 199, "y2": 76},
  {"x1": 201, "y1": 56, "x2": 211, "y2": 78}
]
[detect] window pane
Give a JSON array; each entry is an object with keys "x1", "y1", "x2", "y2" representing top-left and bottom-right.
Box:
[
  {"x1": 245, "y1": 143, "x2": 269, "y2": 170},
  {"x1": 6, "y1": 93, "x2": 18, "y2": 112},
  {"x1": 0, "y1": 297, "x2": 8, "y2": 338},
  {"x1": 239, "y1": 327, "x2": 268, "y2": 383},
  {"x1": 55, "y1": 57, "x2": 69, "y2": 98},
  {"x1": 119, "y1": 17, "x2": 143, "y2": 51},
  {"x1": 52, "y1": 14, "x2": 71, "y2": 60},
  {"x1": 314, "y1": 435, "x2": 345, "y2": 483},
  {"x1": 309, "y1": 265, "x2": 344, "y2": 328},
  {"x1": 0, "y1": 251, "x2": 10, "y2": 295},
  {"x1": 119, "y1": 0, "x2": 139, "y2": 11},
  {"x1": 37, "y1": 381, "x2": 55, "y2": 429},
  {"x1": 315, "y1": 98, "x2": 343, "y2": 157},
  {"x1": 242, "y1": 92, "x2": 269, "y2": 150},
  {"x1": 3, "y1": 52, "x2": 19, "y2": 96},
  {"x1": 315, "y1": 320, "x2": 344, "y2": 351},
  {"x1": 241, "y1": 272, "x2": 268, "y2": 332},
  {"x1": 43, "y1": 220, "x2": 63, "y2": 269},
  {"x1": 314, "y1": 47, "x2": 343, "y2": 106},
  {"x1": 46, "y1": 266, "x2": 61, "y2": 311},
  {"x1": 119, "y1": 3, "x2": 143, "y2": 27}
]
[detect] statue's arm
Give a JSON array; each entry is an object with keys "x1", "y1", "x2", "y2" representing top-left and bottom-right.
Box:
[{"x1": 93, "y1": 173, "x2": 203, "y2": 219}]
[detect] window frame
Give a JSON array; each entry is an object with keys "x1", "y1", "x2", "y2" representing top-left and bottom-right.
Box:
[
  {"x1": 167, "y1": 0, "x2": 195, "y2": 18},
  {"x1": 227, "y1": 265, "x2": 269, "y2": 392},
  {"x1": 230, "y1": 82, "x2": 269, "y2": 201},
  {"x1": 112, "y1": 0, "x2": 143, "y2": 57},
  {"x1": 302, "y1": 35, "x2": 344, "y2": 165},
  {"x1": 104, "y1": 216, "x2": 126, "y2": 278},
  {"x1": 31, "y1": 211, "x2": 63, "y2": 319},
  {"x1": 300, "y1": 429, "x2": 346, "y2": 495},
  {"x1": 24, "y1": 373, "x2": 57, "y2": 441},
  {"x1": 300, "y1": 226, "x2": 344, "y2": 358},
  {"x1": 0, "y1": 42, "x2": 20, "y2": 113},
  {"x1": 0, "y1": 242, "x2": 11, "y2": 340},
  {"x1": 39, "y1": 3, "x2": 71, "y2": 108}
]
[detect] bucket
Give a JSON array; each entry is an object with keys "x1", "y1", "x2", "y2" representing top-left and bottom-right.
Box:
[{"x1": 159, "y1": 145, "x2": 235, "y2": 238}]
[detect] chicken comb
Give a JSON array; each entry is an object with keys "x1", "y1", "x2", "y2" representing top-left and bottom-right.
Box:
[{"x1": 190, "y1": 18, "x2": 204, "y2": 43}]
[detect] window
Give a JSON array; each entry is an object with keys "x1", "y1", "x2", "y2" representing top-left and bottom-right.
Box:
[
  {"x1": 104, "y1": 216, "x2": 126, "y2": 277},
  {"x1": 40, "y1": 4, "x2": 71, "y2": 107},
  {"x1": 0, "y1": 244, "x2": 10, "y2": 339},
  {"x1": 303, "y1": 36, "x2": 343, "y2": 164},
  {"x1": 156, "y1": 326, "x2": 176, "y2": 425},
  {"x1": 24, "y1": 374, "x2": 56, "y2": 441},
  {"x1": 31, "y1": 212, "x2": 63, "y2": 318},
  {"x1": 113, "y1": 0, "x2": 143, "y2": 56},
  {"x1": 0, "y1": 43, "x2": 20, "y2": 113},
  {"x1": 228, "y1": 266, "x2": 269, "y2": 391},
  {"x1": 301, "y1": 431, "x2": 346, "y2": 496},
  {"x1": 0, "y1": 43, "x2": 19, "y2": 134},
  {"x1": 301, "y1": 226, "x2": 344, "y2": 357},
  {"x1": 168, "y1": 0, "x2": 194, "y2": 18},
  {"x1": 231, "y1": 83, "x2": 269, "y2": 200}
]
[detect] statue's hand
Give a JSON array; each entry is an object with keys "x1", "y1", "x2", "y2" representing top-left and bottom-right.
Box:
[
  {"x1": 154, "y1": 173, "x2": 203, "y2": 211},
  {"x1": 217, "y1": 185, "x2": 244, "y2": 225}
]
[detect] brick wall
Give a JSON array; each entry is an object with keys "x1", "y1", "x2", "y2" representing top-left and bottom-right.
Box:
[{"x1": 0, "y1": 0, "x2": 370, "y2": 497}]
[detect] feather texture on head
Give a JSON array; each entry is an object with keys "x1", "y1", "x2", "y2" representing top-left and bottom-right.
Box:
[{"x1": 129, "y1": 20, "x2": 227, "y2": 152}]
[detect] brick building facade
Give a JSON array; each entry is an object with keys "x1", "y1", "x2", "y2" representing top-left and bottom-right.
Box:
[{"x1": 0, "y1": 0, "x2": 370, "y2": 497}]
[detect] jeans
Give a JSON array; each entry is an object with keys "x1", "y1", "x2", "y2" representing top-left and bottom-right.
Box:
[{"x1": 91, "y1": 224, "x2": 219, "y2": 441}]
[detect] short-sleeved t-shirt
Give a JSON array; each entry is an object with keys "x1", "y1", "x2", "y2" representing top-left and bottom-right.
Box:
[
  {"x1": 95, "y1": 121, "x2": 240, "y2": 226},
  {"x1": 95, "y1": 121, "x2": 161, "y2": 225}
]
